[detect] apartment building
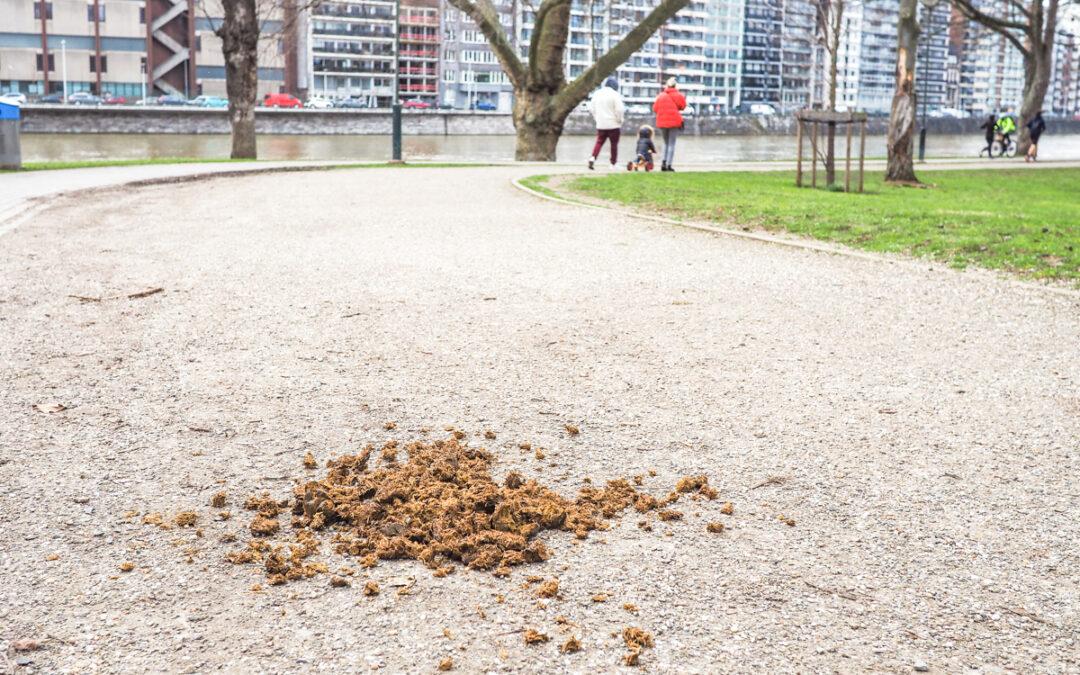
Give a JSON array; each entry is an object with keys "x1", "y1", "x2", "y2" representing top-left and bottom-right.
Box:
[
  {"x1": 702, "y1": 0, "x2": 744, "y2": 113},
  {"x1": 306, "y1": 0, "x2": 397, "y2": 105},
  {"x1": 0, "y1": 0, "x2": 286, "y2": 100},
  {"x1": 1049, "y1": 31, "x2": 1080, "y2": 116},
  {"x1": 441, "y1": 0, "x2": 515, "y2": 110},
  {"x1": 398, "y1": 0, "x2": 440, "y2": 104}
]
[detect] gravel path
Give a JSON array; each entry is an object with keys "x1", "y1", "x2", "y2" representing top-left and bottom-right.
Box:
[{"x1": 1, "y1": 166, "x2": 1077, "y2": 673}]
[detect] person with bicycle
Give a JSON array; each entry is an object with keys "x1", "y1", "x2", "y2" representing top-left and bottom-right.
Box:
[
  {"x1": 995, "y1": 109, "x2": 1017, "y2": 155},
  {"x1": 980, "y1": 114, "x2": 997, "y2": 158}
]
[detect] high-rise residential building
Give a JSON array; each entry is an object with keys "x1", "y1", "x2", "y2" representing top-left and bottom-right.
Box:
[
  {"x1": 440, "y1": 0, "x2": 515, "y2": 110},
  {"x1": 952, "y1": 18, "x2": 1025, "y2": 115},
  {"x1": 1049, "y1": 31, "x2": 1080, "y2": 116},
  {"x1": 398, "y1": 0, "x2": 440, "y2": 104},
  {"x1": 736, "y1": 0, "x2": 812, "y2": 112},
  {"x1": 702, "y1": 0, "x2": 744, "y2": 113},
  {"x1": 306, "y1": 0, "x2": 397, "y2": 105}
]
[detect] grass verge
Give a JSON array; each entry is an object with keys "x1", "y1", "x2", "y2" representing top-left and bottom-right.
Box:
[{"x1": 548, "y1": 169, "x2": 1079, "y2": 283}]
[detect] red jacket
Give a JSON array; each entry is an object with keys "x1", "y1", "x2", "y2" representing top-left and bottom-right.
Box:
[{"x1": 653, "y1": 87, "x2": 686, "y2": 129}]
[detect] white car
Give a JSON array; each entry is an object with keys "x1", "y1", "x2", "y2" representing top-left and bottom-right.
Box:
[
  {"x1": 306, "y1": 96, "x2": 334, "y2": 109},
  {"x1": 749, "y1": 103, "x2": 776, "y2": 115},
  {"x1": 929, "y1": 107, "x2": 967, "y2": 119},
  {"x1": 627, "y1": 104, "x2": 651, "y2": 115},
  {"x1": 0, "y1": 92, "x2": 27, "y2": 107}
]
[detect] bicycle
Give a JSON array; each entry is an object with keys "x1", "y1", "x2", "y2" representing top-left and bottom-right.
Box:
[{"x1": 980, "y1": 133, "x2": 1016, "y2": 158}]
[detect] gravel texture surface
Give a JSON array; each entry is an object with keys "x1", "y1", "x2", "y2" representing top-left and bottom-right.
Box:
[{"x1": 1, "y1": 166, "x2": 1078, "y2": 673}]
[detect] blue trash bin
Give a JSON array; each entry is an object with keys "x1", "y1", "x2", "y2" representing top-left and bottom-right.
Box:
[{"x1": 1, "y1": 101, "x2": 22, "y2": 170}]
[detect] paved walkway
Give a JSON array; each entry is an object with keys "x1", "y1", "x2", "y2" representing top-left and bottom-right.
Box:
[
  {"x1": 5, "y1": 157, "x2": 1079, "y2": 234},
  {"x1": 1, "y1": 167, "x2": 1077, "y2": 672}
]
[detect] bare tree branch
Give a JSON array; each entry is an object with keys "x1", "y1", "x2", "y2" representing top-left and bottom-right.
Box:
[
  {"x1": 552, "y1": 0, "x2": 690, "y2": 116},
  {"x1": 952, "y1": 0, "x2": 1031, "y2": 55},
  {"x1": 448, "y1": 0, "x2": 526, "y2": 88},
  {"x1": 528, "y1": 0, "x2": 573, "y2": 87}
]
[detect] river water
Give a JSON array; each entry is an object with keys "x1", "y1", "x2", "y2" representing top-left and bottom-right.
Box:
[{"x1": 22, "y1": 132, "x2": 1080, "y2": 164}]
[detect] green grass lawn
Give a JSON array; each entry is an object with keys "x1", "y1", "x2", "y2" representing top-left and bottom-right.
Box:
[{"x1": 541, "y1": 169, "x2": 1080, "y2": 283}]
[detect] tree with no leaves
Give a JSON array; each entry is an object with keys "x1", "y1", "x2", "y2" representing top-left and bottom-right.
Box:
[
  {"x1": 448, "y1": 0, "x2": 691, "y2": 160},
  {"x1": 813, "y1": 0, "x2": 848, "y2": 186},
  {"x1": 951, "y1": 0, "x2": 1068, "y2": 155},
  {"x1": 885, "y1": 0, "x2": 920, "y2": 183},
  {"x1": 205, "y1": 0, "x2": 312, "y2": 159}
]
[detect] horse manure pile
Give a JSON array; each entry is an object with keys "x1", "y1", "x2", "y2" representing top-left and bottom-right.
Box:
[{"x1": 226, "y1": 436, "x2": 713, "y2": 584}]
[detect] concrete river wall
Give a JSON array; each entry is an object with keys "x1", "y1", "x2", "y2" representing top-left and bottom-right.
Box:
[{"x1": 19, "y1": 105, "x2": 1080, "y2": 137}]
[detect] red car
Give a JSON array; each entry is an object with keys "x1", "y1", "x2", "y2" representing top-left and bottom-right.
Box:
[
  {"x1": 263, "y1": 93, "x2": 302, "y2": 108},
  {"x1": 402, "y1": 99, "x2": 431, "y2": 109},
  {"x1": 103, "y1": 94, "x2": 127, "y2": 105}
]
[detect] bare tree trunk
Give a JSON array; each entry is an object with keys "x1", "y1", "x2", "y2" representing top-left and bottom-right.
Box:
[
  {"x1": 512, "y1": 90, "x2": 563, "y2": 160},
  {"x1": 1017, "y1": 48, "x2": 1052, "y2": 155},
  {"x1": 824, "y1": 0, "x2": 843, "y2": 186},
  {"x1": 218, "y1": 0, "x2": 260, "y2": 159},
  {"x1": 449, "y1": 0, "x2": 689, "y2": 161},
  {"x1": 886, "y1": 0, "x2": 919, "y2": 184}
]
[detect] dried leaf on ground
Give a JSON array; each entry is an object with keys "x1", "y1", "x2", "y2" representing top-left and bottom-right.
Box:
[{"x1": 523, "y1": 629, "x2": 549, "y2": 645}]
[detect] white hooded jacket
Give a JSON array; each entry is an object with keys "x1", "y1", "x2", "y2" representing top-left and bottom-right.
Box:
[{"x1": 591, "y1": 85, "x2": 625, "y2": 131}]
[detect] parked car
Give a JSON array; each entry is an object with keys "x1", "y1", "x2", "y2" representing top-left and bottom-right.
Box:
[
  {"x1": 103, "y1": 93, "x2": 127, "y2": 105},
  {"x1": 682, "y1": 104, "x2": 697, "y2": 116},
  {"x1": 39, "y1": 92, "x2": 64, "y2": 104},
  {"x1": 305, "y1": 96, "x2": 334, "y2": 109},
  {"x1": 470, "y1": 100, "x2": 497, "y2": 111},
  {"x1": 402, "y1": 99, "x2": 431, "y2": 109},
  {"x1": 626, "y1": 104, "x2": 651, "y2": 115},
  {"x1": 263, "y1": 92, "x2": 302, "y2": 108},
  {"x1": 336, "y1": 97, "x2": 369, "y2": 109},
  {"x1": 928, "y1": 107, "x2": 967, "y2": 119},
  {"x1": 157, "y1": 93, "x2": 188, "y2": 106},
  {"x1": 188, "y1": 95, "x2": 228, "y2": 108},
  {"x1": 68, "y1": 92, "x2": 103, "y2": 106},
  {"x1": 0, "y1": 92, "x2": 27, "y2": 107},
  {"x1": 749, "y1": 103, "x2": 776, "y2": 116}
]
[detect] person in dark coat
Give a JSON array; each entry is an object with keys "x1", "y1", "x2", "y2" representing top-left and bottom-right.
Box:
[
  {"x1": 626, "y1": 125, "x2": 657, "y2": 171},
  {"x1": 980, "y1": 114, "x2": 997, "y2": 158},
  {"x1": 1025, "y1": 111, "x2": 1046, "y2": 162}
]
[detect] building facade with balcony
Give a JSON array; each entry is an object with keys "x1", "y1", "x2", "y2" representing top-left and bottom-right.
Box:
[
  {"x1": 305, "y1": 0, "x2": 397, "y2": 105},
  {"x1": 439, "y1": 0, "x2": 514, "y2": 110},
  {"x1": 397, "y1": 0, "x2": 440, "y2": 104}
]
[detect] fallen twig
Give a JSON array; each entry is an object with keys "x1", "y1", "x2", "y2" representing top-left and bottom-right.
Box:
[
  {"x1": 69, "y1": 287, "x2": 164, "y2": 302},
  {"x1": 752, "y1": 475, "x2": 789, "y2": 490}
]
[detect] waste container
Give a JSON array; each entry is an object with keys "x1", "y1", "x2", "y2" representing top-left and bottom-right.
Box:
[{"x1": 0, "y1": 101, "x2": 22, "y2": 170}]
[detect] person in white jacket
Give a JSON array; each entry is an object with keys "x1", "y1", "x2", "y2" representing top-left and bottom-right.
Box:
[{"x1": 588, "y1": 76, "x2": 625, "y2": 170}]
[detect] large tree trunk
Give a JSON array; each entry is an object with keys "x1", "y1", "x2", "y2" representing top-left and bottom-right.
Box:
[
  {"x1": 885, "y1": 0, "x2": 919, "y2": 184},
  {"x1": 449, "y1": 0, "x2": 689, "y2": 162},
  {"x1": 1017, "y1": 48, "x2": 1052, "y2": 155},
  {"x1": 513, "y1": 90, "x2": 563, "y2": 161},
  {"x1": 218, "y1": 0, "x2": 260, "y2": 159}
]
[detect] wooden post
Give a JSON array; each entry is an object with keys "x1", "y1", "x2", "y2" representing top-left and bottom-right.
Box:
[
  {"x1": 796, "y1": 117, "x2": 803, "y2": 187},
  {"x1": 810, "y1": 121, "x2": 818, "y2": 189},
  {"x1": 858, "y1": 119, "x2": 866, "y2": 194},
  {"x1": 845, "y1": 114, "x2": 853, "y2": 193}
]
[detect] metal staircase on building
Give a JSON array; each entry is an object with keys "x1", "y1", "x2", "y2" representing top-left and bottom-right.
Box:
[{"x1": 151, "y1": 0, "x2": 191, "y2": 96}]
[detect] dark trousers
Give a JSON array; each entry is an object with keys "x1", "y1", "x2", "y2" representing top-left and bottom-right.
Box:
[{"x1": 591, "y1": 128, "x2": 621, "y2": 164}]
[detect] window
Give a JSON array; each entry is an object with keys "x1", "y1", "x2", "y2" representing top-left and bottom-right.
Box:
[
  {"x1": 463, "y1": 30, "x2": 485, "y2": 44},
  {"x1": 87, "y1": 3, "x2": 106, "y2": 21},
  {"x1": 443, "y1": 69, "x2": 456, "y2": 83},
  {"x1": 36, "y1": 53, "x2": 56, "y2": 72},
  {"x1": 35, "y1": 2, "x2": 54, "y2": 19},
  {"x1": 89, "y1": 55, "x2": 108, "y2": 72},
  {"x1": 139, "y1": 6, "x2": 145, "y2": 23}
]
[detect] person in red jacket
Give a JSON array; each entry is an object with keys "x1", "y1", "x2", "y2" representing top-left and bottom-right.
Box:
[{"x1": 652, "y1": 77, "x2": 687, "y2": 171}]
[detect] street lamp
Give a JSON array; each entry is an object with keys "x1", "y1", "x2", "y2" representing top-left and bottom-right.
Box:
[
  {"x1": 391, "y1": 0, "x2": 402, "y2": 161},
  {"x1": 917, "y1": 0, "x2": 940, "y2": 162}
]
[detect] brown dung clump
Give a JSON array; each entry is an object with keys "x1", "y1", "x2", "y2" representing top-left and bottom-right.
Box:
[
  {"x1": 523, "y1": 629, "x2": 549, "y2": 645},
  {"x1": 230, "y1": 437, "x2": 670, "y2": 583},
  {"x1": 438, "y1": 657, "x2": 453, "y2": 671},
  {"x1": 536, "y1": 579, "x2": 559, "y2": 598},
  {"x1": 210, "y1": 491, "x2": 227, "y2": 508},
  {"x1": 561, "y1": 636, "x2": 582, "y2": 653},
  {"x1": 706, "y1": 522, "x2": 725, "y2": 534},
  {"x1": 622, "y1": 627, "x2": 654, "y2": 666}
]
